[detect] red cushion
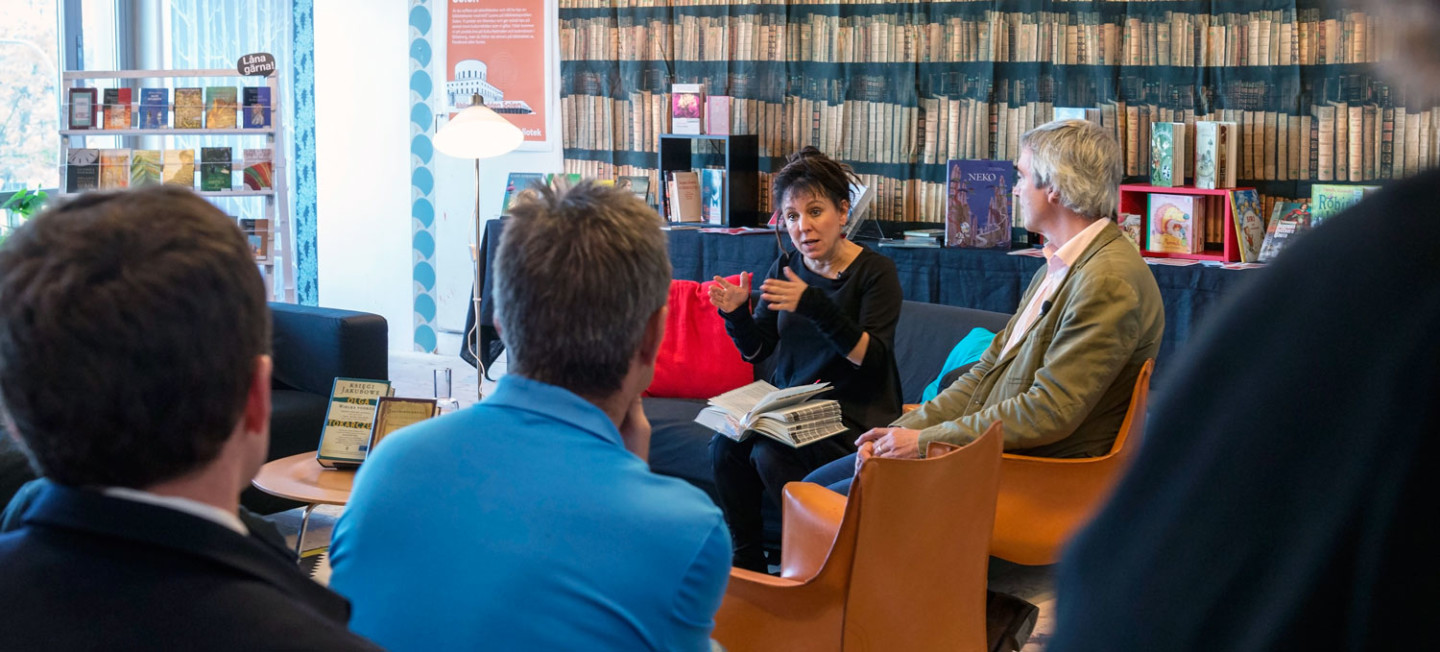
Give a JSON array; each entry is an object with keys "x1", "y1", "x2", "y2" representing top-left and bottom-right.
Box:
[{"x1": 646, "y1": 277, "x2": 754, "y2": 399}]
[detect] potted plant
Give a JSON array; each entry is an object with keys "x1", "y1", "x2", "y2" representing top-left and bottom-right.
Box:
[{"x1": 1, "y1": 188, "x2": 48, "y2": 245}]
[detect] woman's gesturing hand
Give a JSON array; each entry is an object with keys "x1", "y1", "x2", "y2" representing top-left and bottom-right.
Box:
[
  {"x1": 708, "y1": 273, "x2": 751, "y2": 313},
  {"x1": 760, "y1": 267, "x2": 809, "y2": 313}
]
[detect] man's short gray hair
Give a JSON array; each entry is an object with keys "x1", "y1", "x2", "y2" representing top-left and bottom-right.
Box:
[
  {"x1": 1020, "y1": 119, "x2": 1123, "y2": 221},
  {"x1": 494, "y1": 180, "x2": 671, "y2": 398}
]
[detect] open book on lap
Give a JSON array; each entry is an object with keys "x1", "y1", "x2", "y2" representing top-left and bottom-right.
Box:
[{"x1": 694, "y1": 380, "x2": 847, "y2": 448}]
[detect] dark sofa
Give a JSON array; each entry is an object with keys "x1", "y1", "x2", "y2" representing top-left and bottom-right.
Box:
[{"x1": 644, "y1": 300, "x2": 1012, "y2": 502}]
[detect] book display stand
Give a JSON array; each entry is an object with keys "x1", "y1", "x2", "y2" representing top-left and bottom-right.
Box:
[
  {"x1": 659, "y1": 134, "x2": 759, "y2": 228},
  {"x1": 57, "y1": 68, "x2": 292, "y2": 301},
  {"x1": 1120, "y1": 183, "x2": 1249, "y2": 262}
]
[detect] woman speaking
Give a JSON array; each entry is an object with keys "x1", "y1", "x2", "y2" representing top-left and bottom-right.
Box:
[{"x1": 707, "y1": 147, "x2": 902, "y2": 572}]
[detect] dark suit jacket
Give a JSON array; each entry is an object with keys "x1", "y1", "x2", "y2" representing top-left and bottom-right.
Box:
[{"x1": 0, "y1": 483, "x2": 382, "y2": 651}]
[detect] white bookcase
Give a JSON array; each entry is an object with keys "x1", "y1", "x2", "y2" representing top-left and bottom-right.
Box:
[{"x1": 57, "y1": 68, "x2": 293, "y2": 302}]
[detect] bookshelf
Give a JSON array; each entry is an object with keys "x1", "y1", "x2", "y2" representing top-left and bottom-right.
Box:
[
  {"x1": 56, "y1": 68, "x2": 292, "y2": 302},
  {"x1": 558, "y1": 1, "x2": 1436, "y2": 228},
  {"x1": 658, "y1": 134, "x2": 760, "y2": 227},
  {"x1": 1119, "y1": 184, "x2": 1245, "y2": 262}
]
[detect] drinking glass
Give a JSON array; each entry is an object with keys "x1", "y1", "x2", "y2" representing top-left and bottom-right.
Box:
[{"x1": 434, "y1": 368, "x2": 461, "y2": 414}]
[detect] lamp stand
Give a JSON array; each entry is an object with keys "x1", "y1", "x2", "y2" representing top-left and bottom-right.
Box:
[{"x1": 472, "y1": 157, "x2": 486, "y2": 402}]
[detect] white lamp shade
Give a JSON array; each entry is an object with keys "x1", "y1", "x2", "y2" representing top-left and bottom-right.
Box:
[{"x1": 434, "y1": 104, "x2": 525, "y2": 159}]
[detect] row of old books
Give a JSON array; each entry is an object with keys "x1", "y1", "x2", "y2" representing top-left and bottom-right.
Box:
[
  {"x1": 66, "y1": 86, "x2": 271, "y2": 131},
  {"x1": 561, "y1": 8, "x2": 1386, "y2": 67},
  {"x1": 64, "y1": 147, "x2": 272, "y2": 193}
]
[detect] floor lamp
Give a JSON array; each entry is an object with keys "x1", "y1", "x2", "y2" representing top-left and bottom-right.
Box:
[{"x1": 433, "y1": 95, "x2": 524, "y2": 400}]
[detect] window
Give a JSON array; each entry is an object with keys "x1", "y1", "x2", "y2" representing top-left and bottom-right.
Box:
[{"x1": 0, "y1": 0, "x2": 61, "y2": 196}]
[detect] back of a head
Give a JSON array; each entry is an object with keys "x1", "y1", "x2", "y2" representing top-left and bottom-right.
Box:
[
  {"x1": 494, "y1": 181, "x2": 670, "y2": 398},
  {"x1": 1020, "y1": 119, "x2": 1123, "y2": 220},
  {"x1": 0, "y1": 186, "x2": 270, "y2": 489}
]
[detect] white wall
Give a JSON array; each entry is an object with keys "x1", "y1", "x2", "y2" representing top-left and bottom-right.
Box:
[
  {"x1": 314, "y1": 0, "x2": 413, "y2": 350},
  {"x1": 313, "y1": 0, "x2": 562, "y2": 353}
]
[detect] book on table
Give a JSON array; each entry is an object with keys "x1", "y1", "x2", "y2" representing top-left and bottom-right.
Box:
[
  {"x1": 693, "y1": 380, "x2": 846, "y2": 448},
  {"x1": 316, "y1": 377, "x2": 393, "y2": 469}
]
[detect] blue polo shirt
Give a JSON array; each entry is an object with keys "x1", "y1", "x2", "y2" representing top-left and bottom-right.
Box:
[{"x1": 330, "y1": 375, "x2": 730, "y2": 652}]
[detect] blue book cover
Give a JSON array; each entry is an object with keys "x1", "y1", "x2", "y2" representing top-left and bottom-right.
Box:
[
  {"x1": 139, "y1": 88, "x2": 169, "y2": 129},
  {"x1": 243, "y1": 86, "x2": 271, "y2": 128},
  {"x1": 944, "y1": 159, "x2": 1015, "y2": 249},
  {"x1": 701, "y1": 168, "x2": 725, "y2": 225}
]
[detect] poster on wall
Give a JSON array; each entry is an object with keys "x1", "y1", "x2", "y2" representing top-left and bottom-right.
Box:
[{"x1": 446, "y1": 0, "x2": 550, "y2": 150}]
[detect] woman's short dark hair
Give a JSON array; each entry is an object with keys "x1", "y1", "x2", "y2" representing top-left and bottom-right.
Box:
[
  {"x1": 0, "y1": 186, "x2": 270, "y2": 488},
  {"x1": 770, "y1": 146, "x2": 859, "y2": 214}
]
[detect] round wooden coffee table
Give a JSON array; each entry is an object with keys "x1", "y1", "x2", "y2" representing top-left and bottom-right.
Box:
[{"x1": 251, "y1": 452, "x2": 356, "y2": 555}]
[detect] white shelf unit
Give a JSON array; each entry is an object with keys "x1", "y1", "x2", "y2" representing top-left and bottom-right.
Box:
[{"x1": 58, "y1": 68, "x2": 294, "y2": 302}]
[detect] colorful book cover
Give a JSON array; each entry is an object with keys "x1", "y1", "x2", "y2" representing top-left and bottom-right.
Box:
[
  {"x1": 66, "y1": 149, "x2": 100, "y2": 192},
  {"x1": 205, "y1": 87, "x2": 238, "y2": 129},
  {"x1": 242, "y1": 149, "x2": 273, "y2": 190},
  {"x1": 174, "y1": 88, "x2": 203, "y2": 128},
  {"x1": 162, "y1": 149, "x2": 195, "y2": 187},
  {"x1": 242, "y1": 86, "x2": 271, "y2": 129},
  {"x1": 617, "y1": 175, "x2": 651, "y2": 205},
  {"x1": 501, "y1": 172, "x2": 546, "y2": 213},
  {"x1": 671, "y1": 83, "x2": 704, "y2": 135},
  {"x1": 102, "y1": 88, "x2": 132, "y2": 129},
  {"x1": 701, "y1": 167, "x2": 725, "y2": 225},
  {"x1": 1257, "y1": 201, "x2": 1312, "y2": 263},
  {"x1": 944, "y1": 159, "x2": 1015, "y2": 249},
  {"x1": 129, "y1": 150, "x2": 163, "y2": 187},
  {"x1": 138, "y1": 88, "x2": 169, "y2": 129},
  {"x1": 1117, "y1": 212, "x2": 1143, "y2": 249},
  {"x1": 1149, "y1": 122, "x2": 1186, "y2": 187},
  {"x1": 241, "y1": 218, "x2": 271, "y2": 260},
  {"x1": 99, "y1": 149, "x2": 131, "y2": 189},
  {"x1": 1194, "y1": 121, "x2": 1237, "y2": 189},
  {"x1": 1309, "y1": 184, "x2": 1378, "y2": 223},
  {"x1": 544, "y1": 172, "x2": 582, "y2": 192},
  {"x1": 1147, "y1": 193, "x2": 1201, "y2": 254},
  {"x1": 67, "y1": 88, "x2": 98, "y2": 130},
  {"x1": 1227, "y1": 189, "x2": 1265, "y2": 263},
  {"x1": 199, "y1": 147, "x2": 232, "y2": 191}
]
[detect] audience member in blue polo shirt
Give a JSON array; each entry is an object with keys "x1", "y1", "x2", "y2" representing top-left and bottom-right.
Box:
[{"x1": 329, "y1": 181, "x2": 731, "y2": 652}]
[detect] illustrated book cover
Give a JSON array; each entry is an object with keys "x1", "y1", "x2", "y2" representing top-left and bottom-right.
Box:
[
  {"x1": 1150, "y1": 122, "x2": 1187, "y2": 187},
  {"x1": 1227, "y1": 189, "x2": 1265, "y2": 263},
  {"x1": 944, "y1": 159, "x2": 1015, "y2": 249},
  {"x1": 617, "y1": 175, "x2": 651, "y2": 205},
  {"x1": 139, "y1": 88, "x2": 169, "y2": 129},
  {"x1": 1194, "y1": 121, "x2": 1238, "y2": 189},
  {"x1": 102, "y1": 88, "x2": 132, "y2": 130},
  {"x1": 66, "y1": 148, "x2": 100, "y2": 192},
  {"x1": 242, "y1": 148, "x2": 273, "y2": 190},
  {"x1": 1146, "y1": 193, "x2": 1204, "y2": 254},
  {"x1": 1257, "y1": 201, "x2": 1312, "y2": 263},
  {"x1": 174, "y1": 87, "x2": 203, "y2": 128},
  {"x1": 67, "y1": 88, "x2": 98, "y2": 130},
  {"x1": 671, "y1": 83, "x2": 705, "y2": 135},
  {"x1": 316, "y1": 377, "x2": 393, "y2": 468},
  {"x1": 162, "y1": 149, "x2": 195, "y2": 187},
  {"x1": 199, "y1": 147, "x2": 233, "y2": 191},
  {"x1": 701, "y1": 167, "x2": 725, "y2": 225},
  {"x1": 99, "y1": 149, "x2": 131, "y2": 189},
  {"x1": 243, "y1": 86, "x2": 271, "y2": 128},
  {"x1": 205, "y1": 86, "x2": 238, "y2": 129},
  {"x1": 693, "y1": 380, "x2": 845, "y2": 448},
  {"x1": 129, "y1": 150, "x2": 163, "y2": 187},
  {"x1": 1310, "y1": 184, "x2": 1379, "y2": 223},
  {"x1": 241, "y1": 218, "x2": 271, "y2": 260},
  {"x1": 501, "y1": 172, "x2": 546, "y2": 214}
]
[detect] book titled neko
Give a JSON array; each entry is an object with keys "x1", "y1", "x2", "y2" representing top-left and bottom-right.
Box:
[
  {"x1": 316, "y1": 377, "x2": 392, "y2": 468},
  {"x1": 694, "y1": 381, "x2": 846, "y2": 448}
]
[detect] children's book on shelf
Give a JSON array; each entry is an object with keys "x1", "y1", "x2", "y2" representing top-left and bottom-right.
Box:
[
  {"x1": 1257, "y1": 202, "x2": 1312, "y2": 263},
  {"x1": 242, "y1": 86, "x2": 271, "y2": 128},
  {"x1": 700, "y1": 167, "x2": 725, "y2": 225},
  {"x1": 99, "y1": 149, "x2": 131, "y2": 189},
  {"x1": 129, "y1": 150, "x2": 162, "y2": 187},
  {"x1": 545, "y1": 172, "x2": 581, "y2": 192},
  {"x1": 1117, "y1": 212, "x2": 1143, "y2": 249},
  {"x1": 667, "y1": 170, "x2": 703, "y2": 222},
  {"x1": 671, "y1": 83, "x2": 705, "y2": 135},
  {"x1": 66, "y1": 149, "x2": 100, "y2": 192},
  {"x1": 693, "y1": 380, "x2": 845, "y2": 448},
  {"x1": 1309, "y1": 184, "x2": 1379, "y2": 223},
  {"x1": 205, "y1": 86, "x2": 238, "y2": 129},
  {"x1": 1227, "y1": 189, "x2": 1265, "y2": 263},
  {"x1": 944, "y1": 159, "x2": 1015, "y2": 249},
  {"x1": 316, "y1": 377, "x2": 393, "y2": 469},
  {"x1": 368, "y1": 397, "x2": 440, "y2": 454},
  {"x1": 1147, "y1": 193, "x2": 1204, "y2": 254},
  {"x1": 705, "y1": 95, "x2": 730, "y2": 135},
  {"x1": 617, "y1": 175, "x2": 651, "y2": 206},
  {"x1": 174, "y1": 87, "x2": 203, "y2": 128},
  {"x1": 162, "y1": 149, "x2": 195, "y2": 187},
  {"x1": 501, "y1": 172, "x2": 546, "y2": 214},
  {"x1": 242, "y1": 149, "x2": 273, "y2": 190},
  {"x1": 102, "y1": 88, "x2": 132, "y2": 130},
  {"x1": 67, "y1": 87, "x2": 98, "y2": 130},
  {"x1": 139, "y1": 88, "x2": 169, "y2": 129},
  {"x1": 1149, "y1": 122, "x2": 1186, "y2": 187},
  {"x1": 1194, "y1": 121, "x2": 1237, "y2": 189},
  {"x1": 241, "y1": 218, "x2": 271, "y2": 260},
  {"x1": 199, "y1": 147, "x2": 232, "y2": 191}
]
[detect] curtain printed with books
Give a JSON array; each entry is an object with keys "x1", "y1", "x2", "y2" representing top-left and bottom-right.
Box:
[{"x1": 557, "y1": 0, "x2": 1435, "y2": 226}]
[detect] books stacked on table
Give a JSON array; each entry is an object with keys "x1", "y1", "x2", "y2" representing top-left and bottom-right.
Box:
[{"x1": 694, "y1": 380, "x2": 846, "y2": 448}]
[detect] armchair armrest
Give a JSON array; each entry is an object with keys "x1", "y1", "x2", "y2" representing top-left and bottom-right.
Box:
[
  {"x1": 778, "y1": 481, "x2": 847, "y2": 581},
  {"x1": 269, "y1": 303, "x2": 388, "y2": 395}
]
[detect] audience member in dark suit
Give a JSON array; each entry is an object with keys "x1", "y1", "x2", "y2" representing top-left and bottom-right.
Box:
[
  {"x1": 1049, "y1": 2, "x2": 1440, "y2": 647},
  {"x1": 0, "y1": 186, "x2": 380, "y2": 651}
]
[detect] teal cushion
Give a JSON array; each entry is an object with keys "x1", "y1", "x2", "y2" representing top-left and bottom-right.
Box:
[{"x1": 921, "y1": 328, "x2": 997, "y2": 402}]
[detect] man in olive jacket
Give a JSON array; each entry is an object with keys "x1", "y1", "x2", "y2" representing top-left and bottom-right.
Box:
[{"x1": 809, "y1": 119, "x2": 1162, "y2": 481}]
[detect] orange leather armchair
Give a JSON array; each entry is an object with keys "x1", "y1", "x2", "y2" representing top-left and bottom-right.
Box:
[
  {"x1": 712, "y1": 422, "x2": 1004, "y2": 652},
  {"x1": 990, "y1": 358, "x2": 1155, "y2": 565}
]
